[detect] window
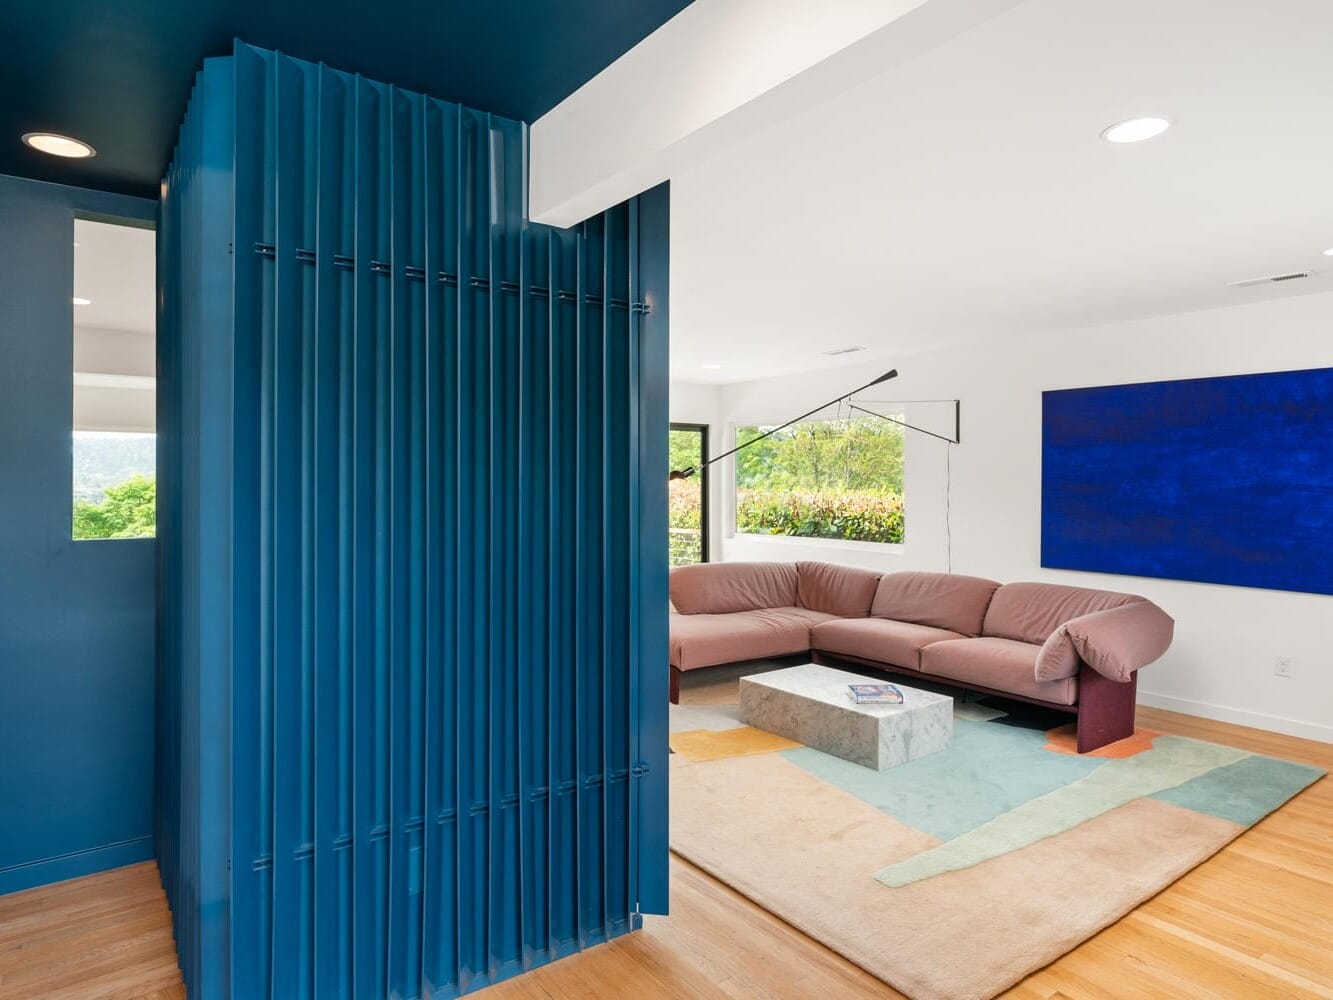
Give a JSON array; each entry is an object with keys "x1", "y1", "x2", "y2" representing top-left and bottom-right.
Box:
[
  {"x1": 734, "y1": 414, "x2": 904, "y2": 544},
  {"x1": 669, "y1": 423, "x2": 709, "y2": 566},
  {"x1": 72, "y1": 218, "x2": 156, "y2": 540}
]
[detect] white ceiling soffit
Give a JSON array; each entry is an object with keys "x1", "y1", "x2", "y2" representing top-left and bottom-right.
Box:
[
  {"x1": 529, "y1": 0, "x2": 1023, "y2": 228},
  {"x1": 668, "y1": 0, "x2": 1333, "y2": 383},
  {"x1": 73, "y1": 372, "x2": 156, "y2": 390}
]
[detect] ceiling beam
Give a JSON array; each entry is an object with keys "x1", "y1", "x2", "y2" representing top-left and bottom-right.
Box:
[{"x1": 529, "y1": 0, "x2": 1023, "y2": 228}]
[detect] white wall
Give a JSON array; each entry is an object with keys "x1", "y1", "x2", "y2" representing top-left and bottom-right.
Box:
[
  {"x1": 74, "y1": 325, "x2": 154, "y2": 377},
  {"x1": 73, "y1": 325, "x2": 155, "y2": 433},
  {"x1": 706, "y1": 291, "x2": 1333, "y2": 741}
]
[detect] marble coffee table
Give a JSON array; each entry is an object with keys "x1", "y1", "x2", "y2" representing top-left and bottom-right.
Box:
[{"x1": 739, "y1": 663, "x2": 952, "y2": 770}]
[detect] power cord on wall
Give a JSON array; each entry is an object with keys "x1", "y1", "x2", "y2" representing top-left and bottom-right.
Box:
[
  {"x1": 847, "y1": 397, "x2": 960, "y2": 575},
  {"x1": 945, "y1": 441, "x2": 953, "y2": 574}
]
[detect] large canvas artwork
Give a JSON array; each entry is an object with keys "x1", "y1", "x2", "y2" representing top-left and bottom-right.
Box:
[{"x1": 1042, "y1": 367, "x2": 1333, "y2": 596}]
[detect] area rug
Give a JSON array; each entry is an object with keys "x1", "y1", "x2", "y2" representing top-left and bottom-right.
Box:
[{"x1": 669, "y1": 700, "x2": 1323, "y2": 1000}]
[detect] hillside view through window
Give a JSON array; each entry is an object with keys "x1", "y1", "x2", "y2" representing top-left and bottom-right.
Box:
[{"x1": 73, "y1": 432, "x2": 156, "y2": 540}]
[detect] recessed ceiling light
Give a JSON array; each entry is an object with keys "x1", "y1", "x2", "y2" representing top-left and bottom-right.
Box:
[
  {"x1": 73, "y1": 297, "x2": 91, "y2": 306},
  {"x1": 1323, "y1": 248, "x2": 1333, "y2": 257},
  {"x1": 702, "y1": 364, "x2": 722, "y2": 370},
  {"x1": 22, "y1": 132, "x2": 96, "y2": 158},
  {"x1": 1100, "y1": 117, "x2": 1170, "y2": 144}
]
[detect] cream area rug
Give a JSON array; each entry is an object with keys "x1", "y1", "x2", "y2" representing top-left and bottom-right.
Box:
[{"x1": 669, "y1": 700, "x2": 1322, "y2": 1000}]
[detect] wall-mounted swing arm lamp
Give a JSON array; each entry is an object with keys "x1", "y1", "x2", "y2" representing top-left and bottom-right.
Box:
[
  {"x1": 847, "y1": 402, "x2": 961, "y2": 445},
  {"x1": 668, "y1": 369, "x2": 899, "y2": 481}
]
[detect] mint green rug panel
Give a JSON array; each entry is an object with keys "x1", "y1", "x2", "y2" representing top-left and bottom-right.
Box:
[
  {"x1": 780, "y1": 719, "x2": 1102, "y2": 842},
  {"x1": 874, "y1": 736, "x2": 1250, "y2": 888},
  {"x1": 1151, "y1": 754, "x2": 1324, "y2": 826}
]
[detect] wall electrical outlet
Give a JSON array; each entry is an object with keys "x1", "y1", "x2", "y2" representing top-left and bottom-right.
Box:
[{"x1": 1274, "y1": 656, "x2": 1293, "y2": 679}]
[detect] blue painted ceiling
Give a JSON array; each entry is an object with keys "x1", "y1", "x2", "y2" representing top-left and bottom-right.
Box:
[{"x1": 0, "y1": 0, "x2": 692, "y2": 199}]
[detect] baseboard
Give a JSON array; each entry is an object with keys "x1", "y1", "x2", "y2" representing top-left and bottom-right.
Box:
[
  {"x1": 0, "y1": 835, "x2": 154, "y2": 896},
  {"x1": 1137, "y1": 691, "x2": 1333, "y2": 744}
]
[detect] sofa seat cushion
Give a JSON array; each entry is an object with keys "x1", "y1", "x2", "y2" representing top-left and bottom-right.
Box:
[
  {"x1": 870, "y1": 572, "x2": 999, "y2": 637},
  {"x1": 778, "y1": 606, "x2": 841, "y2": 627},
  {"x1": 669, "y1": 608, "x2": 815, "y2": 670},
  {"x1": 796, "y1": 561, "x2": 882, "y2": 617},
  {"x1": 811, "y1": 618, "x2": 963, "y2": 671},
  {"x1": 670, "y1": 562, "x2": 798, "y2": 615},
  {"x1": 921, "y1": 637, "x2": 1077, "y2": 706}
]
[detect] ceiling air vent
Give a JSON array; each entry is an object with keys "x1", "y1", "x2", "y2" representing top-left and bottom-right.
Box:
[
  {"x1": 822, "y1": 345, "x2": 868, "y2": 356},
  {"x1": 1228, "y1": 271, "x2": 1314, "y2": 288}
]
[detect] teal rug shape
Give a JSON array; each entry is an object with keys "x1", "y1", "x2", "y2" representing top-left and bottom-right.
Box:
[
  {"x1": 874, "y1": 735, "x2": 1250, "y2": 888},
  {"x1": 781, "y1": 719, "x2": 1102, "y2": 842},
  {"x1": 1151, "y1": 754, "x2": 1324, "y2": 825}
]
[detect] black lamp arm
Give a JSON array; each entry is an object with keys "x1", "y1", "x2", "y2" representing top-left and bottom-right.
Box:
[
  {"x1": 847, "y1": 403, "x2": 960, "y2": 445},
  {"x1": 669, "y1": 369, "x2": 898, "y2": 480}
]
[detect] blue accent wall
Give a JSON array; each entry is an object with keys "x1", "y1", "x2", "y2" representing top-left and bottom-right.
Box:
[
  {"x1": 0, "y1": 174, "x2": 157, "y2": 894},
  {"x1": 157, "y1": 43, "x2": 669, "y2": 1000},
  {"x1": 1042, "y1": 367, "x2": 1333, "y2": 595}
]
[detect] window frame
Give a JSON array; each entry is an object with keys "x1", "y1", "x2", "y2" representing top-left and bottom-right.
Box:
[
  {"x1": 71, "y1": 213, "x2": 158, "y2": 542},
  {"x1": 669, "y1": 421, "x2": 710, "y2": 564}
]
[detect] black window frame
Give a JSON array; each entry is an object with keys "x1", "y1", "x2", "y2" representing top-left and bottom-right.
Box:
[{"x1": 669, "y1": 421, "x2": 710, "y2": 564}]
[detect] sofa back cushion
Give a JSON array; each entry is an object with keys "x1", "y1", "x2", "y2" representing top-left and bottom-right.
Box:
[
  {"x1": 670, "y1": 562, "x2": 798, "y2": 615},
  {"x1": 983, "y1": 582, "x2": 1141, "y2": 644},
  {"x1": 870, "y1": 572, "x2": 1000, "y2": 637},
  {"x1": 796, "y1": 561, "x2": 882, "y2": 617}
]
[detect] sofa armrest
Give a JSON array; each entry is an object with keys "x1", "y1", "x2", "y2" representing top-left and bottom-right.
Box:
[{"x1": 1063, "y1": 601, "x2": 1174, "y2": 683}]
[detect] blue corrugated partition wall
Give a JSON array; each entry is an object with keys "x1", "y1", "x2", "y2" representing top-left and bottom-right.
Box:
[{"x1": 157, "y1": 41, "x2": 670, "y2": 1000}]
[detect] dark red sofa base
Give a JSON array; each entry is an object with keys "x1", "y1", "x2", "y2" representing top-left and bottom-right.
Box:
[{"x1": 668, "y1": 653, "x2": 1139, "y2": 753}]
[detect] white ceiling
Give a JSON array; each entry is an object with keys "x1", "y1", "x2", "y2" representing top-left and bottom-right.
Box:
[
  {"x1": 670, "y1": 0, "x2": 1333, "y2": 384},
  {"x1": 74, "y1": 218, "x2": 155, "y2": 335}
]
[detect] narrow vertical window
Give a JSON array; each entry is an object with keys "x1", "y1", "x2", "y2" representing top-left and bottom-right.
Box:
[
  {"x1": 72, "y1": 219, "x2": 156, "y2": 540},
  {"x1": 669, "y1": 423, "x2": 709, "y2": 565}
]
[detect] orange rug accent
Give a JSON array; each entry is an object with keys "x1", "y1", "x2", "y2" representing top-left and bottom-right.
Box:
[
  {"x1": 671, "y1": 726, "x2": 802, "y2": 761},
  {"x1": 1043, "y1": 724, "x2": 1161, "y2": 758}
]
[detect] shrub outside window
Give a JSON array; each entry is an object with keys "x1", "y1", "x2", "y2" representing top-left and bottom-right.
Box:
[{"x1": 734, "y1": 415, "x2": 904, "y2": 544}]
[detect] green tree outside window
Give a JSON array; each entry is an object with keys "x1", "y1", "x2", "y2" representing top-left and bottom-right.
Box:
[{"x1": 73, "y1": 475, "x2": 156, "y2": 540}]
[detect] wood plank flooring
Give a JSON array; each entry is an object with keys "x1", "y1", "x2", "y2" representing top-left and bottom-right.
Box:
[
  {"x1": 0, "y1": 861, "x2": 183, "y2": 1000},
  {"x1": 1, "y1": 675, "x2": 1328, "y2": 999}
]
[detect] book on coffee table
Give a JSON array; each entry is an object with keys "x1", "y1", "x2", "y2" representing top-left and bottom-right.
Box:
[{"x1": 848, "y1": 683, "x2": 904, "y2": 705}]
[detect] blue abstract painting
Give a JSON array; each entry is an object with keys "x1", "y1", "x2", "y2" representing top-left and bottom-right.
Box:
[{"x1": 1042, "y1": 367, "x2": 1333, "y2": 596}]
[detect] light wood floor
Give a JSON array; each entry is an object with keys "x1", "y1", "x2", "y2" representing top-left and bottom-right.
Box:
[
  {"x1": 0, "y1": 861, "x2": 183, "y2": 1000},
  {"x1": 2, "y1": 677, "x2": 1328, "y2": 999}
]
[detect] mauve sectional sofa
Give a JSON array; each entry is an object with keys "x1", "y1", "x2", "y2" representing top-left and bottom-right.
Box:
[{"x1": 668, "y1": 561, "x2": 1174, "y2": 753}]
